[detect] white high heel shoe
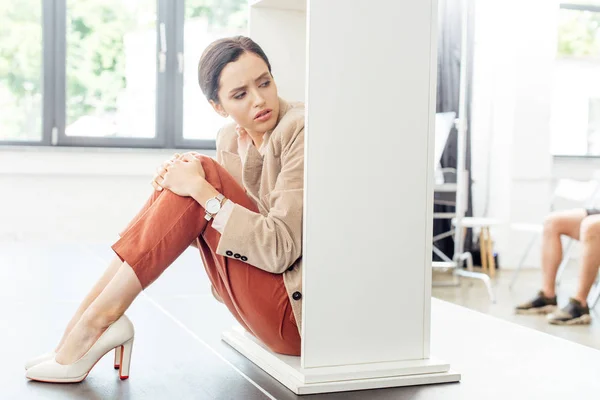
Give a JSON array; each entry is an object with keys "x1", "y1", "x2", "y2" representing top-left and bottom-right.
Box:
[
  {"x1": 25, "y1": 314, "x2": 134, "y2": 383},
  {"x1": 24, "y1": 352, "x2": 56, "y2": 370},
  {"x1": 25, "y1": 348, "x2": 122, "y2": 370}
]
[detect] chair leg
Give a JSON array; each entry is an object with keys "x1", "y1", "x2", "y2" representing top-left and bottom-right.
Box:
[
  {"x1": 555, "y1": 239, "x2": 573, "y2": 288},
  {"x1": 480, "y1": 229, "x2": 488, "y2": 274},
  {"x1": 509, "y1": 232, "x2": 539, "y2": 290},
  {"x1": 485, "y1": 227, "x2": 495, "y2": 279},
  {"x1": 454, "y1": 252, "x2": 496, "y2": 303},
  {"x1": 590, "y1": 287, "x2": 600, "y2": 309},
  {"x1": 588, "y1": 273, "x2": 600, "y2": 309}
]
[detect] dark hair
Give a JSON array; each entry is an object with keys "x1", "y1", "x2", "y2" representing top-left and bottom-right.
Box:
[{"x1": 198, "y1": 36, "x2": 272, "y2": 103}]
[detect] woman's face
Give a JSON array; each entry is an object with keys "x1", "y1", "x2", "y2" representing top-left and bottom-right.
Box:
[{"x1": 211, "y1": 52, "x2": 279, "y2": 134}]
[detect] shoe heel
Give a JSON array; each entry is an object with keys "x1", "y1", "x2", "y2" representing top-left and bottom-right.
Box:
[
  {"x1": 118, "y1": 338, "x2": 134, "y2": 380},
  {"x1": 114, "y1": 347, "x2": 121, "y2": 369}
]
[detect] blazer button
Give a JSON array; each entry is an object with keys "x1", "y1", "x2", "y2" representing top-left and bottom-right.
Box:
[
  {"x1": 241, "y1": 256, "x2": 248, "y2": 262},
  {"x1": 226, "y1": 251, "x2": 233, "y2": 256},
  {"x1": 292, "y1": 291, "x2": 302, "y2": 301},
  {"x1": 234, "y1": 253, "x2": 241, "y2": 259}
]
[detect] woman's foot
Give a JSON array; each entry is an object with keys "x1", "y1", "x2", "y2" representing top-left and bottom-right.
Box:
[
  {"x1": 54, "y1": 311, "x2": 114, "y2": 365},
  {"x1": 26, "y1": 315, "x2": 135, "y2": 383},
  {"x1": 51, "y1": 257, "x2": 127, "y2": 355},
  {"x1": 24, "y1": 352, "x2": 56, "y2": 370}
]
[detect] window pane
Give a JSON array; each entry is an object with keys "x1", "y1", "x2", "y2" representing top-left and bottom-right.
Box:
[
  {"x1": 0, "y1": 2, "x2": 42, "y2": 141},
  {"x1": 557, "y1": 8, "x2": 600, "y2": 58},
  {"x1": 552, "y1": 8, "x2": 600, "y2": 155},
  {"x1": 183, "y1": 0, "x2": 248, "y2": 140},
  {"x1": 66, "y1": 0, "x2": 157, "y2": 138}
]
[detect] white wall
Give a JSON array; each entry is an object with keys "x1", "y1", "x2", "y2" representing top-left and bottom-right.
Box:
[
  {"x1": 471, "y1": 0, "x2": 558, "y2": 268},
  {"x1": 0, "y1": 147, "x2": 214, "y2": 242}
]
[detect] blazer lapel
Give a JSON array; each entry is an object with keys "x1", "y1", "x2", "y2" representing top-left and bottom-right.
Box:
[
  {"x1": 219, "y1": 150, "x2": 243, "y2": 186},
  {"x1": 242, "y1": 144, "x2": 264, "y2": 201}
]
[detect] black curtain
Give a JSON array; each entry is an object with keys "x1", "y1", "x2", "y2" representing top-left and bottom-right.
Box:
[{"x1": 434, "y1": 0, "x2": 475, "y2": 260}]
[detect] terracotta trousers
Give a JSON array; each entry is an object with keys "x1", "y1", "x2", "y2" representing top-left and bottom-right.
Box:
[{"x1": 111, "y1": 155, "x2": 301, "y2": 356}]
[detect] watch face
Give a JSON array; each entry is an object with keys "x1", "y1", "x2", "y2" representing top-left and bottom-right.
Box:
[{"x1": 206, "y1": 198, "x2": 221, "y2": 214}]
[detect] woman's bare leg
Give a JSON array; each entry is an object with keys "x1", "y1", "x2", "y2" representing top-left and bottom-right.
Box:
[
  {"x1": 54, "y1": 256, "x2": 124, "y2": 353},
  {"x1": 540, "y1": 209, "x2": 586, "y2": 297},
  {"x1": 53, "y1": 239, "x2": 199, "y2": 354},
  {"x1": 55, "y1": 262, "x2": 142, "y2": 365}
]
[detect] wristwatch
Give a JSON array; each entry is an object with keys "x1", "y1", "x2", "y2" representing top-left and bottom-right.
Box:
[{"x1": 204, "y1": 194, "x2": 226, "y2": 221}]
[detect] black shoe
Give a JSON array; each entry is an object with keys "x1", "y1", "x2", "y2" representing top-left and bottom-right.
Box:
[
  {"x1": 515, "y1": 290, "x2": 558, "y2": 315},
  {"x1": 547, "y1": 298, "x2": 591, "y2": 325}
]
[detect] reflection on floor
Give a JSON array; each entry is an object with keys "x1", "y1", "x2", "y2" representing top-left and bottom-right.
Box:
[{"x1": 433, "y1": 265, "x2": 600, "y2": 351}]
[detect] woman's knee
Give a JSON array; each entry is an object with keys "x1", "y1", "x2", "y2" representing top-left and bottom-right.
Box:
[
  {"x1": 184, "y1": 151, "x2": 210, "y2": 163},
  {"x1": 580, "y1": 217, "x2": 600, "y2": 241},
  {"x1": 186, "y1": 152, "x2": 216, "y2": 168},
  {"x1": 543, "y1": 213, "x2": 571, "y2": 236},
  {"x1": 184, "y1": 152, "x2": 219, "y2": 178}
]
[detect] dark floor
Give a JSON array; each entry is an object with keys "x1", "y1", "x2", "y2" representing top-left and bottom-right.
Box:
[{"x1": 1, "y1": 241, "x2": 599, "y2": 399}]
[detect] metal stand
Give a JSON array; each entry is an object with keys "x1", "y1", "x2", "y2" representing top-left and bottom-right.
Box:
[{"x1": 432, "y1": 0, "x2": 495, "y2": 303}]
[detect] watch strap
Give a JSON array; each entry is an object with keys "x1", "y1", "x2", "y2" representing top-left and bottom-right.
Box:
[{"x1": 204, "y1": 194, "x2": 226, "y2": 221}]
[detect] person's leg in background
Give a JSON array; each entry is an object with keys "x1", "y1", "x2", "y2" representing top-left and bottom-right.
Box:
[
  {"x1": 573, "y1": 215, "x2": 600, "y2": 304},
  {"x1": 546, "y1": 213, "x2": 600, "y2": 325},
  {"x1": 515, "y1": 209, "x2": 586, "y2": 314}
]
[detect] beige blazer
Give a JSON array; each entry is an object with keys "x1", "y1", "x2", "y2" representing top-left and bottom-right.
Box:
[{"x1": 213, "y1": 98, "x2": 304, "y2": 335}]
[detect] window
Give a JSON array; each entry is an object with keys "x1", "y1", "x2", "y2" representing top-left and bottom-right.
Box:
[
  {"x1": 65, "y1": 0, "x2": 157, "y2": 139},
  {"x1": 0, "y1": 0, "x2": 248, "y2": 149},
  {"x1": 182, "y1": 0, "x2": 247, "y2": 142},
  {"x1": 551, "y1": 2, "x2": 600, "y2": 156},
  {"x1": 0, "y1": 1, "x2": 43, "y2": 142}
]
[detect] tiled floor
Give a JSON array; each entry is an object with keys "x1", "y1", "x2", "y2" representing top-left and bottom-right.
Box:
[{"x1": 2, "y1": 241, "x2": 599, "y2": 399}]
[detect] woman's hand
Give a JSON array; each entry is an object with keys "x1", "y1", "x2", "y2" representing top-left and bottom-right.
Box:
[
  {"x1": 151, "y1": 153, "x2": 181, "y2": 192},
  {"x1": 235, "y1": 124, "x2": 248, "y2": 137},
  {"x1": 158, "y1": 153, "x2": 207, "y2": 197}
]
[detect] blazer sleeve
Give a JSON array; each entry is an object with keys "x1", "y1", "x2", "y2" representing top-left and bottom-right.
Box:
[{"x1": 215, "y1": 128, "x2": 304, "y2": 274}]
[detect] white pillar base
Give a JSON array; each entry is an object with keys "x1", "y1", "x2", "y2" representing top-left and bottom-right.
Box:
[{"x1": 222, "y1": 326, "x2": 461, "y2": 395}]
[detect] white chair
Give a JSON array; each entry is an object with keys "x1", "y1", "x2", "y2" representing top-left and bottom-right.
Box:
[
  {"x1": 432, "y1": 113, "x2": 496, "y2": 302},
  {"x1": 452, "y1": 217, "x2": 502, "y2": 278},
  {"x1": 432, "y1": 112, "x2": 459, "y2": 265},
  {"x1": 589, "y1": 278, "x2": 600, "y2": 309},
  {"x1": 509, "y1": 172, "x2": 600, "y2": 290}
]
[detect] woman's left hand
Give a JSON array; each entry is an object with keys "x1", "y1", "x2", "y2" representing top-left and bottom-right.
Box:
[{"x1": 159, "y1": 153, "x2": 206, "y2": 197}]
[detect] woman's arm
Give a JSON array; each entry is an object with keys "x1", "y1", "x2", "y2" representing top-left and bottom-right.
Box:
[
  {"x1": 190, "y1": 180, "x2": 222, "y2": 210},
  {"x1": 213, "y1": 128, "x2": 304, "y2": 274}
]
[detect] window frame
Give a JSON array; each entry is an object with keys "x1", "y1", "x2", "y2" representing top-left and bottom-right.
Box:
[
  {"x1": 560, "y1": 3, "x2": 600, "y2": 13},
  {"x1": 0, "y1": 0, "x2": 232, "y2": 150}
]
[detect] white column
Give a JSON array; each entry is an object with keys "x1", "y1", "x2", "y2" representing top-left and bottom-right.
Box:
[
  {"x1": 249, "y1": 0, "x2": 306, "y2": 102},
  {"x1": 222, "y1": 0, "x2": 460, "y2": 394},
  {"x1": 303, "y1": 0, "x2": 435, "y2": 367}
]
